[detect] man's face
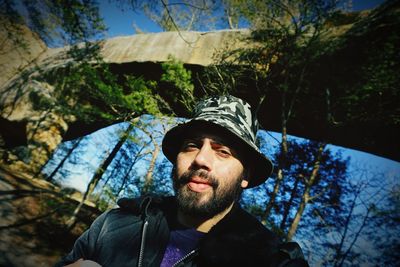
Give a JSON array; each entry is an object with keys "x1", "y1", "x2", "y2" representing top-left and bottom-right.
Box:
[{"x1": 172, "y1": 128, "x2": 249, "y2": 218}]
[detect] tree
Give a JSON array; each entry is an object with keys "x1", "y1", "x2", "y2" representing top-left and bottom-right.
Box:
[
  {"x1": 373, "y1": 185, "x2": 400, "y2": 266},
  {"x1": 42, "y1": 137, "x2": 84, "y2": 183},
  {"x1": 286, "y1": 142, "x2": 327, "y2": 241},
  {"x1": 115, "y1": 0, "x2": 232, "y2": 32},
  {"x1": 88, "y1": 116, "x2": 177, "y2": 208},
  {"x1": 1, "y1": 0, "x2": 106, "y2": 48},
  {"x1": 65, "y1": 120, "x2": 137, "y2": 230},
  {"x1": 33, "y1": 61, "x2": 163, "y2": 124},
  {"x1": 367, "y1": 181, "x2": 400, "y2": 266},
  {"x1": 160, "y1": 55, "x2": 196, "y2": 114},
  {"x1": 200, "y1": 0, "x2": 343, "y2": 229},
  {"x1": 143, "y1": 0, "x2": 216, "y2": 31},
  {"x1": 24, "y1": 55, "x2": 192, "y2": 175},
  {"x1": 294, "y1": 153, "x2": 396, "y2": 266},
  {"x1": 11, "y1": 59, "x2": 166, "y2": 173},
  {"x1": 244, "y1": 139, "x2": 349, "y2": 239},
  {"x1": 0, "y1": 0, "x2": 107, "y2": 86},
  {"x1": 330, "y1": 180, "x2": 373, "y2": 267},
  {"x1": 97, "y1": 133, "x2": 148, "y2": 202},
  {"x1": 89, "y1": 121, "x2": 151, "y2": 209},
  {"x1": 140, "y1": 123, "x2": 162, "y2": 194}
]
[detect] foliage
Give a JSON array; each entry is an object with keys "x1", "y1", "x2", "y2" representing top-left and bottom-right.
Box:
[
  {"x1": 41, "y1": 136, "x2": 86, "y2": 182},
  {"x1": 28, "y1": 56, "x2": 197, "y2": 126},
  {"x1": 369, "y1": 184, "x2": 400, "y2": 265},
  {"x1": 337, "y1": 31, "x2": 400, "y2": 125},
  {"x1": 93, "y1": 185, "x2": 117, "y2": 212},
  {"x1": 142, "y1": 0, "x2": 217, "y2": 31},
  {"x1": 242, "y1": 139, "x2": 349, "y2": 233},
  {"x1": 114, "y1": 0, "x2": 239, "y2": 32},
  {"x1": 197, "y1": 0, "x2": 342, "y2": 119},
  {"x1": 30, "y1": 61, "x2": 163, "y2": 124},
  {"x1": 160, "y1": 55, "x2": 195, "y2": 113},
  {"x1": 78, "y1": 117, "x2": 174, "y2": 208},
  {"x1": 1, "y1": 0, "x2": 106, "y2": 47}
]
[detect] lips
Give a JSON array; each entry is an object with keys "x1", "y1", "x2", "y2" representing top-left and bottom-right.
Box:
[{"x1": 187, "y1": 177, "x2": 212, "y2": 192}]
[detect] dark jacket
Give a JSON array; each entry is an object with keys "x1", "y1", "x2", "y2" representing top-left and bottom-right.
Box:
[{"x1": 55, "y1": 196, "x2": 309, "y2": 267}]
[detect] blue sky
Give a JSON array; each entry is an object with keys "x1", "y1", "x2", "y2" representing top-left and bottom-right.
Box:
[
  {"x1": 350, "y1": 0, "x2": 388, "y2": 10},
  {"x1": 99, "y1": 2, "x2": 161, "y2": 37},
  {"x1": 62, "y1": 120, "x2": 400, "y2": 192},
  {"x1": 99, "y1": 0, "x2": 387, "y2": 37}
]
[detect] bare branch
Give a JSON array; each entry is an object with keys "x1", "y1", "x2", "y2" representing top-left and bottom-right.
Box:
[{"x1": 159, "y1": 0, "x2": 199, "y2": 46}]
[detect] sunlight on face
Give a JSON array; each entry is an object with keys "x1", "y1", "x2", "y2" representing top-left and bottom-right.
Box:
[{"x1": 173, "y1": 129, "x2": 248, "y2": 218}]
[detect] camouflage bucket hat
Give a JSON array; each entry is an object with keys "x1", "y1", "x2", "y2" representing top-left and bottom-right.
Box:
[{"x1": 162, "y1": 95, "x2": 273, "y2": 188}]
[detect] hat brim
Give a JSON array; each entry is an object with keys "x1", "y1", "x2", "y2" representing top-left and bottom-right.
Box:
[{"x1": 162, "y1": 120, "x2": 273, "y2": 188}]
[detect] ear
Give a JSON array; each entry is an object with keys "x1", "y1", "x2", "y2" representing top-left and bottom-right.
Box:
[
  {"x1": 240, "y1": 164, "x2": 253, "y2": 189},
  {"x1": 241, "y1": 179, "x2": 249, "y2": 189}
]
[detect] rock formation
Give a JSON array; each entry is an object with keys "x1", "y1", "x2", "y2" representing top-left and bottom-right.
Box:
[
  {"x1": 0, "y1": 24, "x2": 249, "y2": 172},
  {"x1": 0, "y1": 1, "x2": 399, "y2": 174}
]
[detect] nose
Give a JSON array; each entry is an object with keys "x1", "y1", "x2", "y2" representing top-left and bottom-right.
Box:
[{"x1": 191, "y1": 140, "x2": 213, "y2": 171}]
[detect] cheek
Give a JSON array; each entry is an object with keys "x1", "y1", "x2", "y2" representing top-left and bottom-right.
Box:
[
  {"x1": 218, "y1": 160, "x2": 244, "y2": 183},
  {"x1": 176, "y1": 153, "x2": 191, "y2": 175}
]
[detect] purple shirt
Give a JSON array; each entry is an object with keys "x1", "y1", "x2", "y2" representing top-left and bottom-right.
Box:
[{"x1": 160, "y1": 228, "x2": 204, "y2": 267}]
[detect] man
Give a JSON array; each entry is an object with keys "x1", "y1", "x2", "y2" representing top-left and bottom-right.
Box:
[{"x1": 55, "y1": 95, "x2": 309, "y2": 267}]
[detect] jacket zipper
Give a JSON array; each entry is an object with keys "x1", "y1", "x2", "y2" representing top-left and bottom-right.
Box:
[
  {"x1": 137, "y1": 219, "x2": 149, "y2": 267},
  {"x1": 172, "y1": 249, "x2": 197, "y2": 267}
]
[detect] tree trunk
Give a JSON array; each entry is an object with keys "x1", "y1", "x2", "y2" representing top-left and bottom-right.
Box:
[
  {"x1": 65, "y1": 174, "x2": 97, "y2": 231},
  {"x1": 287, "y1": 192, "x2": 308, "y2": 241},
  {"x1": 281, "y1": 119, "x2": 288, "y2": 154},
  {"x1": 263, "y1": 94, "x2": 288, "y2": 222},
  {"x1": 45, "y1": 137, "x2": 83, "y2": 182},
  {"x1": 286, "y1": 143, "x2": 325, "y2": 241},
  {"x1": 115, "y1": 143, "x2": 148, "y2": 198},
  {"x1": 141, "y1": 143, "x2": 160, "y2": 194},
  {"x1": 65, "y1": 122, "x2": 135, "y2": 231},
  {"x1": 264, "y1": 56, "x2": 309, "y2": 224},
  {"x1": 93, "y1": 160, "x2": 119, "y2": 205},
  {"x1": 280, "y1": 175, "x2": 300, "y2": 230},
  {"x1": 262, "y1": 169, "x2": 283, "y2": 223}
]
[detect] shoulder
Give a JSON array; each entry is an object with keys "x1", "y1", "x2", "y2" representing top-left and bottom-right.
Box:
[
  {"x1": 116, "y1": 194, "x2": 176, "y2": 216},
  {"x1": 90, "y1": 195, "x2": 174, "y2": 244},
  {"x1": 216, "y1": 204, "x2": 280, "y2": 243},
  {"x1": 198, "y1": 205, "x2": 309, "y2": 266},
  {"x1": 231, "y1": 207, "x2": 309, "y2": 266},
  {"x1": 198, "y1": 205, "x2": 280, "y2": 265}
]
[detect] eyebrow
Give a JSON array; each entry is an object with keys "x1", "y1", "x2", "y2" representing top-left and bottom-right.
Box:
[{"x1": 184, "y1": 135, "x2": 229, "y2": 147}]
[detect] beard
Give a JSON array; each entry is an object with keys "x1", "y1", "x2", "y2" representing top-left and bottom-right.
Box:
[{"x1": 172, "y1": 168, "x2": 244, "y2": 219}]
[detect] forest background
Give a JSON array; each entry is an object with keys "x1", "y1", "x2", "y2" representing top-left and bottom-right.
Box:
[{"x1": 0, "y1": 0, "x2": 399, "y2": 266}]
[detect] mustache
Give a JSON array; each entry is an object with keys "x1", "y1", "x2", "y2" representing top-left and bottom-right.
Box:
[{"x1": 176, "y1": 169, "x2": 219, "y2": 189}]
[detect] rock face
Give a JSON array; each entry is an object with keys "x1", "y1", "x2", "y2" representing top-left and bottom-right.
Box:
[
  {"x1": 101, "y1": 30, "x2": 250, "y2": 65},
  {"x1": 0, "y1": 26, "x2": 249, "y2": 172},
  {"x1": 0, "y1": 20, "x2": 47, "y2": 87},
  {"x1": 1, "y1": 70, "x2": 70, "y2": 172},
  {"x1": 0, "y1": 20, "x2": 55, "y2": 172}
]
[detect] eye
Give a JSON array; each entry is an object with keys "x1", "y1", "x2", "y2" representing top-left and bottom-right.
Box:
[
  {"x1": 181, "y1": 141, "x2": 199, "y2": 151},
  {"x1": 216, "y1": 147, "x2": 232, "y2": 157}
]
